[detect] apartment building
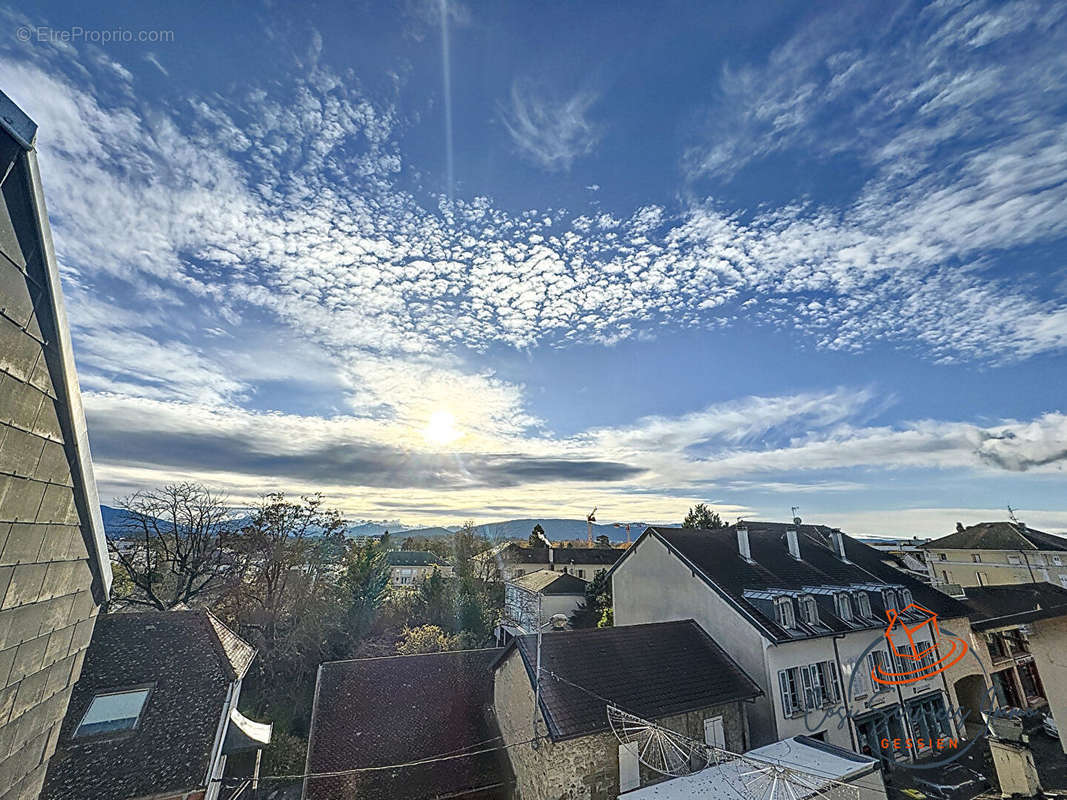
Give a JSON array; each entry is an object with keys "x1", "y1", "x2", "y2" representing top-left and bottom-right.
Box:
[
  {"x1": 609, "y1": 522, "x2": 972, "y2": 766},
  {"x1": 478, "y1": 543, "x2": 621, "y2": 582},
  {"x1": 384, "y1": 550, "x2": 453, "y2": 588},
  {"x1": 0, "y1": 90, "x2": 112, "y2": 800},
  {"x1": 923, "y1": 521, "x2": 1067, "y2": 588}
]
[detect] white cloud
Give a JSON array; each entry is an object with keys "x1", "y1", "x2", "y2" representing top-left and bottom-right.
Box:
[{"x1": 499, "y1": 81, "x2": 601, "y2": 171}]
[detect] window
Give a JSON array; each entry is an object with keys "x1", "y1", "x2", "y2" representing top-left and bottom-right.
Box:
[
  {"x1": 798, "y1": 595, "x2": 819, "y2": 626},
  {"x1": 898, "y1": 588, "x2": 913, "y2": 607},
  {"x1": 1060, "y1": 576, "x2": 1067, "y2": 589},
  {"x1": 577, "y1": 569, "x2": 585, "y2": 579},
  {"x1": 704, "y1": 716, "x2": 725, "y2": 749},
  {"x1": 853, "y1": 591, "x2": 872, "y2": 619},
  {"x1": 75, "y1": 689, "x2": 150, "y2": 737},
  {"x1": 803, "y1": 661, "x2": 840, "y2": 707},
  {"x1": 779, "y1": 667, "x2": 804, "y2": 715},
  {"x1": 868, "y1": 650, "x2": 892, "y2": 692},
  {"x1": 834, "y1": 593, "x2": 853, "y2": 622},
  {"x1": 1008, "y1": 555, "x2": 1022, "y2": 565},
  {"x1": 941, "y1": 570, "x2": 950, "y2": 584},
  {"x1": 881, "y1": 588, "x2": 897, "y2": 611},
  {"x1": 972, "y1": 553, "x2": 982, "y2": 563},
  {"x1": 938, "y1": 553, "x2": 947, "y2": 561},
  {"x1": 774, "y1": 597, "x2": 796, "y2": 630},
  {"x1": 1053, "y1": 556, "x2": 1063, "y2": 566},
  {"x1": 977, "y1": 571, "x2": 988, "y2": 586}
]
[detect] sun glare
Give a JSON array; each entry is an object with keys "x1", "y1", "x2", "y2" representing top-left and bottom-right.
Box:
[{"x1": 423, "y1": 409, "x2": 461, "y2": 445}]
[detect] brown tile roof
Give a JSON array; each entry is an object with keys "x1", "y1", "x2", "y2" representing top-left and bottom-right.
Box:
[
  {"x1": 923, "y1": 521, "x2": 1067, "y2": 552},
  {"x1": 305, "y1": 648, "x2": 512, "y2": 800},
  {"x1": 510, "y1": 569, "x2": 588, "y2": 595},
  {"x1": 499, "y1": 620, "x2": 761, "y2": 741}
]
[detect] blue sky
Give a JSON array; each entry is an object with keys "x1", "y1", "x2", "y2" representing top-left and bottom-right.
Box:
[{"x1": 3, "y1": 0, "x2": 1066, "y2": 534}]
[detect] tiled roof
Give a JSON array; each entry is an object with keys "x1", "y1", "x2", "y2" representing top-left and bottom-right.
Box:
[
  {"x1": 42, "y1": 610, "x2": 255, "y2": 800},
  {"x1": 923, "y1": 521, "x2": 1067, "y2": 552},
  {"x1": 385, "y1": 550, "x2": 451, "y2": 567},
  {"x1": 510, "y1": 569, "x2": 588, "y2": 595},
  {"x1": 499, "y1": 544, "x2": 623, "y2": 566},
  {"x1": 958, "y1": 582, "x2": 1067, "y2": 630},
  {"x1": 305, "y1": 648, "x2": 512, "y2": 800},
  {"x1": 617, "y1": 523, "x2": 969, "y2": 643},
  {"x1": 501, "y1": 620, "x2": 761, "y2": 741}
]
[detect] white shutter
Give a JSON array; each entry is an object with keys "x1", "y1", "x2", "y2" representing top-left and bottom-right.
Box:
[
  {"x1": 618, "y1": 744, "x2": 640, "y2": 792},
  {"x1": 704, "y1": 716, "x2": 726, "y2": 749},
  {"x1": 801, "y1": 666, "x2": 815, "y2": 709},
  {"x1": 779, "y1": 670, "x2": 792, "y2": 715},
  {"x1": 825, "y1": 661, "x2": 841, "y2": 702}
]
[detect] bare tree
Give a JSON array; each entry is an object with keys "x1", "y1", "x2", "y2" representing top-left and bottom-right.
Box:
[{"x1": 109, "y1": 482, "x2": 238, "y2": 610}]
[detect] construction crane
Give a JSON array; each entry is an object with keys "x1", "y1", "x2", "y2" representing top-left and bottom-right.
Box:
[
  {"x1": 614, "y1": 521, "x2": 632, "y2": 546},
  {"x1": 586, "y1": 507, "x2": 597, "y2": 547}
]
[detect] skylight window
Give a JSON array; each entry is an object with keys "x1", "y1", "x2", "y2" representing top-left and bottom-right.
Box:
[{"x1": 74, "y1": 689, "x2": 151, "y2": 738}]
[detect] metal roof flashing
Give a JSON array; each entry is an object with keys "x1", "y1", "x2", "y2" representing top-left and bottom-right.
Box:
[{"x1": 0, "y1": 89, "x2": 38, "y2": 150}]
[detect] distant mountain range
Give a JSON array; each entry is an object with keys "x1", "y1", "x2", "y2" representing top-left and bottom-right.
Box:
[{"x1": 100, "y1": 505, "x2": 648, "y2": 543}]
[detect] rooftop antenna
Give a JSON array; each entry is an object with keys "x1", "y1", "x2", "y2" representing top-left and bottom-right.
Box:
[
  {"x1": 791, "y1": 506, "x2": 802, "y2": 525},
  {"x1": 1007, "y1": 505, "x2": 1020, "y2": 524}
]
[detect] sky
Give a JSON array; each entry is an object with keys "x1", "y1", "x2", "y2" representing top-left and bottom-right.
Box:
[{"x1": 2, "y1": 0, "x2": 1066, "y2": 535}]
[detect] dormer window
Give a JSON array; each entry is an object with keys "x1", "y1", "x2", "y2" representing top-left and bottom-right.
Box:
[
  {"x1": 853, "y1": 591, "x2": 872, "y2": 619},
  {"x1": 834, "y1": 593, "x2": 853, "y2": 622},
  {"x1": 798, "y1": 595, "x2": 820, "y2": 626},
  {"x1": 774, "y1": 597, "x2": 797, "y2": 630},
  {"x1": 898, "y1": 588, "x2": 913, "y2": 607},
  {"x1": 882, "y1": 588, "x2": 898, "y2": 611}
]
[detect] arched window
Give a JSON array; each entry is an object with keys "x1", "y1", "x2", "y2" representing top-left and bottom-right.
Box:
[
  {"x1": 798, "y1": 595, "x2": 820, "y2": 626},
  {"x1": 774, "y1": 597, "x2": 797, "y2": 630},
  {"x1": 881, "y1": 588, "x2": 898, "y2": 611},
  {"x1": 853, "y1": 591, "x2": 872, "y2": 619},
  {"x1": 834, "y1": 593, "x2": 853, "y2": 622}
]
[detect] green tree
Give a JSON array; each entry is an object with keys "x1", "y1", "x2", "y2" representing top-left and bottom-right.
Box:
[
  {"x1": 570, "y1": 568, "x2": 613, "y2": 629},
  {"x1": 528, "y1": 523, "x2": 547, "y2": 547},
  {"x1": 335, "y1": 541, "x2": 391, "y2": 649},
  {"x1": 682, "y1": 503, "x2": 726, "y2": 529},
  {"x1": 397, "y1": 624, "x2": 459, "y2": 655}
]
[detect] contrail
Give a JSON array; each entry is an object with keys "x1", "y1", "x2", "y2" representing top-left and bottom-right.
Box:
[{"x1": 440, "y1": 0, "x2": 455, "y2": 205}]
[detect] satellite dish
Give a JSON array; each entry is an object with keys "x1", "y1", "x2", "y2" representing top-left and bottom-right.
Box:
[{"x1": 607, "y1": 706, "x2": 714, "y2": 777}]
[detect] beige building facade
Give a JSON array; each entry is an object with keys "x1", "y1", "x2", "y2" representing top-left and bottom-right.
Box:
[{"x1": 924, "y1": 521, "x2": 1067, "y2": 588}]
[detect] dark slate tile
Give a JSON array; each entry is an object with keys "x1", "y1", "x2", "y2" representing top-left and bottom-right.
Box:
[
  {"x1": 0, "y1": 260, "x2": 33, "y2": 329},
  {"x1": 0, "y1": 318, "x2": 41, "y2": 384},
  {"x1": 0, "y1": 377, "x2": 44, "y2": 432},
  {"x1": 0, "y1": 645, "x2": 14, "y2": 686},
  {"x1": 26, "y1": 356, "x2": 53, "y2": 398},
  {"x1": 0, "y1": 478, "x2": 45, "y2": 523},
  {"x1": 0, "y1": 604, "x2": 47, "y2": 649},
  {"x1": 32, "y1": 442, "x2": 71, "y2": 487},
  {"x1": 9, "y1": 635, "x2": 47, "y2": 684},
  {"x1": 2, "y1": 563, "x2": 47, "y2": 609},
  {"x1": 0, "y1": 524, "x2": 44, "y2": 565},
  {"x1": 35, "y1": 484, "x2": 74, "y2": 526},
  {"x1": 0, "y1": 426, "x2": 45, "y2": 478},
  {"x1": 28, "y1": 398, "x2": 61, "y2": 444},
  {"x1": 0, "y1": 160, "x2": 39, "y2": 270}
]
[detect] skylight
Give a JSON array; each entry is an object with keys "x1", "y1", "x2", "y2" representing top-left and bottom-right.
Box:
[{"x1": 74, "y1": 689, "x2": 151, "y2": 738}]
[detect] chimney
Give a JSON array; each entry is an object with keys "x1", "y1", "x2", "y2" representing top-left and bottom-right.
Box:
[
  {"x1": 548, "y1": 548, "x2": 554, "y2": 570},
  {"x1": 786, "y1": 528, "x2": 801, "y2": 560},
  {"x1": 737, "y1": 523, "x2": 753, "y2": 562},
  {"x1": 830, "y1": 528, "x2": 849, "y2": 563},
  {"x1": 956, "y1": 522, "x2": 964, "y2": 533}
]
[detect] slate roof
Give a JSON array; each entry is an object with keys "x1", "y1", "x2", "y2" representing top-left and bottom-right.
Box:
[
  {"x1": 957, "y1": 582, "x2": 1067, "y2": 631},
  {"x1": 305, "y1": 648, "x2": 512, "y2": 800},
  {"x1": 498, "y1": 620, "x2": 761, "y2": 741},
  {"x1": 385, "y1": 550, "x2": 451, "y2": 567},
  {"x1": 498, "y1": 544, "x2": 622, "y2": 566},
  {"x1": 42, "y1": 610, "x2": 256, "y2": 800},
  {"x1": 510, "y1": 568, "x2": 588, "y2": 595},
  {"x1": 612, "y1": 523, "x2": 969, "y2": 643},
  {"x1": 923, "y1": 521, "x2": 1067, "y2": 552}
]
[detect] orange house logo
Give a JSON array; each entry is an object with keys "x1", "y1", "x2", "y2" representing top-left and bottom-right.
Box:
[{"x1": 870, "y1": 603, "x2": 968, "y2": 685}]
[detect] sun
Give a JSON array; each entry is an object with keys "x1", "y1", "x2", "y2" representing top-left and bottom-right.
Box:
[{"x1": 423, "y1": 409, "x2": 461, "y2": 445}]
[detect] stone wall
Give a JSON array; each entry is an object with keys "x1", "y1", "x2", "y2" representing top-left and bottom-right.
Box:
[
  {"x1": 492, "y1": 648, "x2": 746, "y2": 800},
  {"x1": 0, "y1": 114, "x2": 104, "y2": 800}
]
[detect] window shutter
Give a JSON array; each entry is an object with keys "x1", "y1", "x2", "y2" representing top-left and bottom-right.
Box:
[
  {"x1": 825, "y1": 661, "x2": 841, "y2": 702},
  {"x1": 801, "y1": 666, "x2": 815, "y2": 709},
  {"x1": 779, "y1": 670, "x2": 793, "y2": 715}
]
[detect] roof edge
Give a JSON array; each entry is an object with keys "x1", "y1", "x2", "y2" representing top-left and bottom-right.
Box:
[{"x1": 0, "y1": 89, "x2": 37, "y2": 149}]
